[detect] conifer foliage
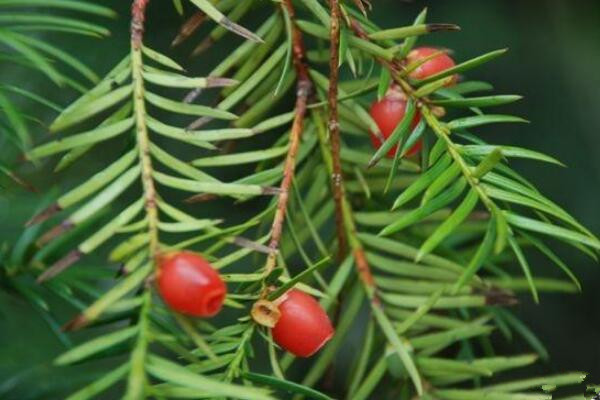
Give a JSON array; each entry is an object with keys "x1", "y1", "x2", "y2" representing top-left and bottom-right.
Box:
[{"x1": 1, "y1": 0, "x2": 599, "y2": 399}]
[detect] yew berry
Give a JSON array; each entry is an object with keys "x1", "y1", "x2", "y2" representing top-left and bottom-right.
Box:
[
  {"x1": 369, "y1": 91, "x2": 422, "y2": 158},
  {"x1": 272, "y1": 289, "x2": 334, "y2": 357},
  {"x1": 407, "y1": 46, "x2": 457, "y2": 84},
  {"x1": 157, "y1": 251, "x2": 226, "y2": 317}
]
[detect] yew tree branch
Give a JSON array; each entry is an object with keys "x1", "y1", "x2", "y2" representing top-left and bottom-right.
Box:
[{"x1": 264, "y1": 0, "x2": 312, "y2": 274}]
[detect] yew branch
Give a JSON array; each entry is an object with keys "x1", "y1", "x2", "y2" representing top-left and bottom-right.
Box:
[{"x1": 264, "y1": 0, "x2": 312, "y2": 274}]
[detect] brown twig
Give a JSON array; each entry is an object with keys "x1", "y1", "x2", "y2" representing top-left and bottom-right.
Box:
[
  {"x1": 263, "y1": 0, "x2": 312, "y2": 275},
  {"x1": 327, "y1": 0, "x2": 348, "y2": 262},
  {"x1": 309, "y1": 13, "x2": 379, "y2": 302},
  {"x1": 131, "y1": 0, "x2": 149, "y2": 49},
  {"x1": 314, "y1": 108, "x2": 380, "y2": 302}
]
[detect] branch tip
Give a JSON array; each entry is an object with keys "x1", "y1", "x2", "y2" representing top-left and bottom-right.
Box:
[
  {"x1": 26, "y1": 203, "x2": 62, "y2": 227},
  {"x1": 191, "y1": 37, "x2": 214, "y2": 57},
  {"x1": 172, "y1": 11, "x2": 206, "y2": 47},
  {"x1": 62, "y1": 314, "x2": 88, "y2": 332},
  {"x1": 206, "y1": 77, "x2": 239, "y2": 88},
  {"x1": 427, "y1": 23, "x2": 461, "y2": 33},
  {"x1": 36, "y1": 220, "x2": 74, "y2": 247},
  {"x1": 484, "y1": 287, "x2": 518, "y2": 306},
  {"x1": 219, "y1": 17, "x2": 263, "y2": 43},
  {"x1": 37, "y1": 250, "x2": 82, "y2": 283},
  {"x1": 262, "y1": 186, "x2": 283, "y2": 196}
]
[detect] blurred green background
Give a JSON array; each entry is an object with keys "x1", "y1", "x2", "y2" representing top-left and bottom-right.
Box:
[{"x1": 1, "y1": 0, "x2": 600, "y2": 398}]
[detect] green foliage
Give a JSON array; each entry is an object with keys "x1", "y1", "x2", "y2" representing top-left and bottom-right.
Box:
[
  {"x1": 1, "y1": 0, "x2": 598, "y2": 399},
  {"x1": 0, "y1": 0, "x2": 114, "y2": 186}
]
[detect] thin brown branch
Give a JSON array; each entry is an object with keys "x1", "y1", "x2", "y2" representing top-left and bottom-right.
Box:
[
  {"x1": 264, "y1": 0, "x2": 312, "y2": 275},
  {"x1": 314, "y1": 109, "x2": 380, "y2": 302},
  {"x1": 131, "y1": 0, "x2": 149, "y2": 49},
  {"x1": 283, "y1": 0, "x2": 310, "y2": 83},
  {"x1": 327, "y1": 0, "x2": 347, "y2": 261},
  {"x1": 304, "y1": 15, "x2": 378, "y2": 301}
]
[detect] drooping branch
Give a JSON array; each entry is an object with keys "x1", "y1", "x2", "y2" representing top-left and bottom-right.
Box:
[
  {"x1": 327, "y1": 0, "x2": 348, "y2": 261},
  {"x1": 264, "y1": 0, "x2": 312, "y2": 275}
]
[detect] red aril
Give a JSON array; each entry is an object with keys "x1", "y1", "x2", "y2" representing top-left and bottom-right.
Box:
[
  {"x1": 272, "y1": 289, "x2": 334, "y2": 357},
  {"x1": 407, "y1": 46, "x2": 457, "y2": 84},
  {"x1": 157, "y1": 251, "x2": 226, "y2": 317},
  {"x1": 369, "y1": 90, "x2": 422, "y2": 158}
]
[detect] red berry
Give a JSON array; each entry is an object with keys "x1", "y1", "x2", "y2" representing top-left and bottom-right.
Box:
[
  {"x1": 369, "y1": 93, "x2": 422, "y2": 158},
  {"x1": 157, "y1": 251, "x2": 226, "y2": 317},
  {"x1": 272, "y1": 289, "x2": 334, "y2": 357},
  {"x1": 407, "y1": 46, "x2": 457, "y2": 84}
]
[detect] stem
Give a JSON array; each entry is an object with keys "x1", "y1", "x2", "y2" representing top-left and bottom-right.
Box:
[
  {"x1": 124, "y1": 2, "x2": 154, "y2": 398},
  {"x1": 123, "y1": 290, "x2": 151, "y2": 400},
  {"x1": 314, "y1": 111, "x2": 378, "y2": 302},
  {"x1": 131, "y1": 0, "x2": 159, "y2": 257},
  {"x1": 327, "y1": 0, "x2": 348, "y2": 261},
  {"x1": 264, "y1": 0, "x2": 312, "y2": 275},
  {"x1": 419, "y1": 106, "x2": 496, "y2": 213},
  {"x1": 225, "y1": 324, "x2": 255, "y2": 381}
]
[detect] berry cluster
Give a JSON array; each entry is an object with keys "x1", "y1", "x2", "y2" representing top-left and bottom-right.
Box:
[
  {"x1": 369, "y1": 47, "x2": 457, "y2": 158},
  {"x1": 157, "y1": 253, "x2": 334, "y2": 357}
]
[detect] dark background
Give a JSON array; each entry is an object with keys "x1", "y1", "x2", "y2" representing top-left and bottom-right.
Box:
[{"x1": 1, "y1": 0, "x2": 599, "y2": 398}]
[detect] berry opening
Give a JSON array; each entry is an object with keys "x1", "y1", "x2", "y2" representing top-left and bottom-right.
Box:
[{"x1": 202, "y1": 288, "x2": 226, "y2": 316}]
